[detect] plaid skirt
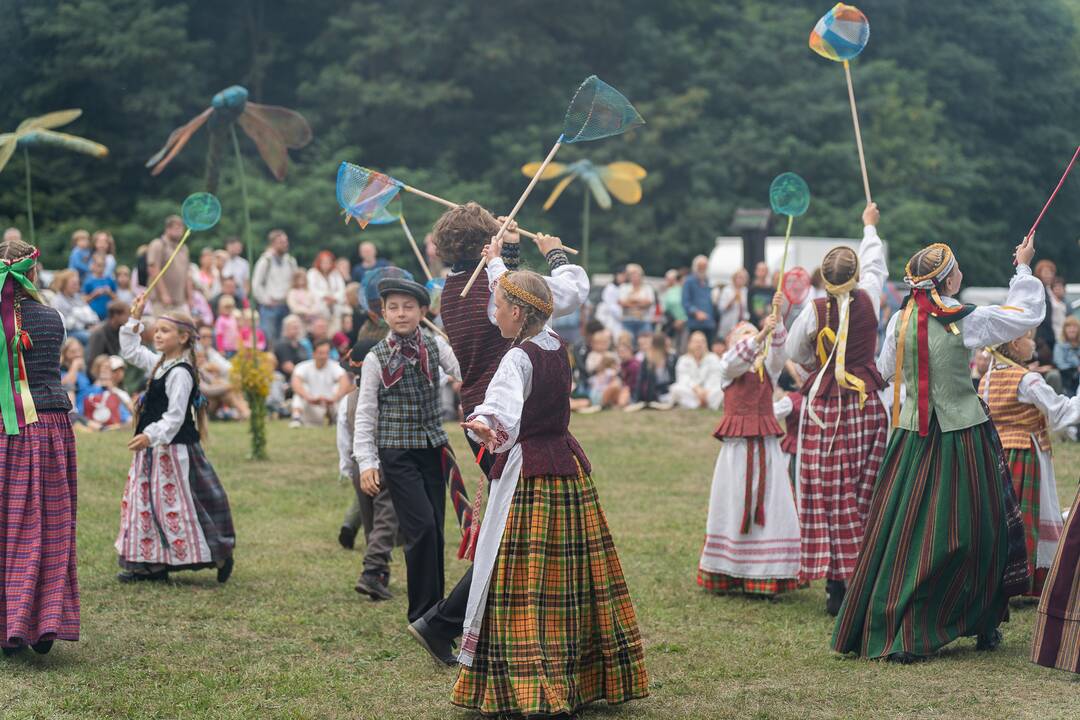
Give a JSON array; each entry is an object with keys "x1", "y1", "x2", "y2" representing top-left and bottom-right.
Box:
[
  {"x1": 116, "y1": 443, "x2": 235, "y2": 573},
  {"x1": 0, "y1": 411, "x2": 80, "y2": 647},
  {"x1": 1007, "y1": 446, "x2": 1064, "y2": 597},
  {"x1": 451, "y1": 468, "x2": 648, "y2": 716},
  {"x1": 697, "y1": 570, "x2": 802, "y2": 596},
  {"x1": 1032, "y1": 487, "x2": 1080, "y2": 673},
  {"x1": 798, "y1": 392, "x2": 887, "y2": 583}
]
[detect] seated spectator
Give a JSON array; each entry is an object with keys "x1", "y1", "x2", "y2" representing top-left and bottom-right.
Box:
[
  {"x1": 215, "y1": 296, "x2": 242, "y2": 356},
  {"x1": 211, "y1": 276, "x2": 243, "y2": 318},
  {"x1": 633, "y1": 333, "x2": 676, "y2": 409},
  {"x1": 60, "y1": 338, "x2": 94, "y2": 413},
  {"x1": 711, "y1": 338, "x2": 728, "y2": 358},
  {"x1": 305, "y1": 316, "x2": 338, "y2": 359},
  {"x1": 717, "y1": 268, "x2": 749, "y2": 339},
  {"x1": 197, "y1": 324, "x2": 233, "y2": 376},
  {"x1": 350, "y1": 240, "x2": 389, "y2": 284},
  {"x1": 51, "y1": 269, "x2": 99, "y2": 345},
  {"x1": 287, "y1": 269, "x2": 321, "y2": 323},
  {"x1": 86, "y1": 300, "x2": 129, "y2": 367},
  {"x1": 82, "y1": 355, "x2": 133, "y2": 430},
  {"x1": 669, "y1": 331, "x2": 723, "y2": 410},
  {"x1": 588, "y1": 353, "x2": 630, "y2": 410},
  {"x1": 617, "y1": 341, "x2": 641, "y2": 401},
  {"x1": 67, "y1": 229, "x2": 92, "y2": 281},
  {"x1": 190, "y1": 288, "x2": 215, "y2": 327},
  {"x1": 266, "y1": 354, "x2": 290, "y2": 419},
  {"x1": 195, "y1": 345, "x2": 250, "y2": 421},
  {"x1": 274, "y1": 315, "x2": 311, "y2": 381},
  {"x1": 289, "y1": 339, "x2": 349, "y2": 427},
  {"x1": 237, "y1": 309, "x2": 267, "y2": 351},
  {"x1": 192, "y1": 246, "x2": 222, "y2": 298},
  {"x1": 1055, "y1": 316, "x2": 1080, "y2": 397},
  {"x1": 92, "y1": 230, "x2": 117, "y2": 278},
  {"x1": 115, "y1": 265, "x2": 136, "y2": 304}
]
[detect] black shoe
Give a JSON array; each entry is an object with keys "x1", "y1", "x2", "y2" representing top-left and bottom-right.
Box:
[
  {"x1": 217, "y1": 556, "x2": 234, "y2": 584},
  {"x1": 825, "y1": 580, "x2": 846, "y2": 617},
  {"x1": 2, "y1": 646, "x2": 25, "y2": 657},
  {"x1": 355, "y1": 572, "x2": 393, "y2": 601},
  {"x1": 407, "y1": 617, "x2": 457, "y2": 667},
  {"x1": 338, "y1": 525, "x2": 357, "y2": 550},
  {"x1": 884, "y1": 652, "x2": 920, "y2": 664},
  {"x1": 30, "y1": 640, "x2": 53, "y2": 655},
  {"x1": 117, "y1": 570, "x2": 168, "y2": 583},
  {"x1": 976, "y1": 628, "x2": 1002, "y2": 651}
]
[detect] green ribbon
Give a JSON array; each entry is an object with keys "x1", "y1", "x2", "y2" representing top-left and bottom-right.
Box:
[{"x1": 0, "y1": 256, "x2": 41, "y2": 435}]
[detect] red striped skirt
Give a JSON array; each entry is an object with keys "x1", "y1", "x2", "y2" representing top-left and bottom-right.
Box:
[
  {"x1": 798, "y1": 392, "x2": 887, "y2": 583},
  {"x1": 0, "y1": 411, "x2": 80, "y2": 647}
]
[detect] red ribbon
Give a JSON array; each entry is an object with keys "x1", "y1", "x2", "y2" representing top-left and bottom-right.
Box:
[{"x1": 909, "y1": 290, "x2": 968, "y2": 437}]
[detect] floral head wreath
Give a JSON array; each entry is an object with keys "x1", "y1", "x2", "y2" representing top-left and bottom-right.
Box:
[{"x1": 498, "y1": 274, "x2": 553, "y2": 317}]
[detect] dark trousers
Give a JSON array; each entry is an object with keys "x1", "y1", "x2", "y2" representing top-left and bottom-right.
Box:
[
  {"x1": 379, "y1": 446, "x2": 446, "y2": 623},
  {"x1": 420, "y1": 435, "x2": 493, "y2": 641},
  {"x1": 353, "y1": 485, "x2": 399, "y2": 576}
]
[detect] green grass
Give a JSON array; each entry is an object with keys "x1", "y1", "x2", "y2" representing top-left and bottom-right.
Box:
[{"x1": 2, "y1": 413, "x2": 1079, "y2": 719}]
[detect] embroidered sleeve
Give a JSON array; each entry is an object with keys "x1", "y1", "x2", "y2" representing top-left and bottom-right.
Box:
[
  {"x1": 466, "y1": 347, "x2": 531, "y2": 452},
  {"x1": 545, "y1": 248, "x2": 569, "y2": 270},
  {"x1": 720, "y1": 338, "x2": 758, "y2": 386},
  {"x1": 500, "y1": 240, "x2": 521, "y2": 270},
  {"x1": 765, "y1": 323, "x2": 788, "y2": 379}
]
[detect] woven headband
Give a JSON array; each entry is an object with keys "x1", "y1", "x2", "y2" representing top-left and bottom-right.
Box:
[
  {"x1": 498, "y1": 274, "x2": 553, "y2": 316},
  {"x1": 160, "y1": 315, "x2": 199, "y2": 332},
  {"x1": 904, "y1": 243, "x2": 957, "y2": 289}
]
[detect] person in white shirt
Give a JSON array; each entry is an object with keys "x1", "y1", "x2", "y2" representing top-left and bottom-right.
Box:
[
  {"x1": 717, "y1": 268, "x2": 750, "y2": 339},
  {"x1": 289, "y1": 340, "x2": 350, "y2": 427},
  {"x1": 222, "y1": 237, "x2": 250, "y2": 298},
  {"x1": 669, "y1": 331, "x2": 724, "y2": 410}
]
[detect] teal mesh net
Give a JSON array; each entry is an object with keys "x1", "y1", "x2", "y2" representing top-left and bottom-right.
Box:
[
  {"x1": 362, "y1": 266, "x2": 414, "y2": 309},
  {"x1": 181, "y1": 192, "x2": 222, "y2": 231},
  {"x1": 365, "y1": 198, "x2": 403, "y2": 226},
  {"x1": 337, "y1": 162, "x2": 402, "y2": 228},
  {"x1": 561, "y1": 76, "x2": 644, "y2": 144},
  {"x1": 769, "y1": 173, "x2": 811, "y2": 217}
]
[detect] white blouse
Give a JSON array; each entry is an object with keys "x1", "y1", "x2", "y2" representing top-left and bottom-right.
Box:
[
  {"x1": 120, "y1": 319, "x2": 194, "y2": 447},
  {"x1": 785, "y1": 224, "x2": 888, "y2": 366},
  {"x1": 307, "y1": 268, "x2": 346, "y2": 308},
  {"x1": 877, "y1": 265, "x2": 1045, "y2": 382},
  {"x1": 449, "y1": 257, "x2": 589, "y2": 325},
  {"x1": 719, "y1": 325, "x2": 788, "y2": 388},
  {"x1": 351, "y1": 333, "x2": 461, "y2": 473},
  {"x1": 465, "y1": 328, "x2": 562, "y2": 454}
]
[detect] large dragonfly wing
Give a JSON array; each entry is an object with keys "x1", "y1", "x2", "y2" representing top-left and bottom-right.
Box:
[
  {"x1": 22, "y1": 130, "x2": 108, "y2": 158},
  {"x1": 604, "y1": 161, "x2": 647, "y2": 179},
  {"x1": 541, "y1": 173, "x2": 577, "y2": 211},
  {"x1": 581, "y1": 167, "x2": 613, "y2": 209},
  {"x1": 146, "y1": 108, "x2": 213, "y2": 174},
  {"x1": 16, "y1": 109, "x2": 82, "y2": 134},
  {"x1": 243, "y1": 103, "x2": 312, "y2": 150},
  {"x1": 521, "y1": 161, "x2": 567, "y2": 181},
  {"x1": 598, "y1": 167, "x2": 643, "y2": 205},
  {"x1": 0, "y1": 135, "x2": 17, "y2": 174},
  {"x1": 237, "y1": 110, "x2": 289, "y2": 181}
]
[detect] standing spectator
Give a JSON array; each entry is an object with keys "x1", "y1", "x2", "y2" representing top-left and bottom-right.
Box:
[
  {"x1": 49, "y1": 270, "x2": 98, "y2": 345},
  {"x1": 682, "y1": 256, "x2": 717, "y2": 344},
  {"x1": 747, "y1": 261, "x2": 774, "y2": 325},
  {"x1": 669, "y1": 330, "x2": 724, "y2": 410},
  {"x1": 114, "y1": 265, "x2": 136, "y2": 305},
  {"x1": 91, "y1": 231, "x2": 117, "y2": 278},
  {"x1": 661, "y1": 269, "x2": 688, "y2": 346},
  {"x1": 82, "y1": 254, "x2": 117, "y2": 320},
  {"x1": 1033, "y1": 259, "x2": 1059, "y2": 364},
  {"x1": 1050, "y1": 277, "x2": 1068, "y2": 342},
  {"x1": 67, "y1": 229, "x2": 93, "y2": 281},
  {"x1": 210, "y1": 276, "x2": 243, "y2": 318},
  {"x1": 251, "y1": 228, "x2": 298, "y2": 345},
  {"x1": 289, "y1": 340, "x2": 349, "y2": 427},
  {"x1": 274, "y1": 315, "x2": 311, "y2": 382},
  {"x1": 86, "y1": 301, "x2": 129, "y2": 366},
  {"x1": 717, "y1": 268, "x2": 749, "y2": 338},
  {"x1": 596, "y1": 268, "x2": 625, "y2": 337},
  {"x1": 237, "y1": 309, "x2": 267, "y2": 351},
  {"x1": 1055, "y1": 316, "x2": 1080, "y2": 397},
  {"x1": 619, "y1": 263, "x2": 656, "y2": 340},
  {"x1": 214, "y1": 296, "x2": 241, "y2": 356},
  {"x1": 351, "y1": 241, "x2": 389, "y2": 284},
  {"x1": 222, "y1": 237, "x2": 250, "y2": 297},
  {"x1": 308, "y1": 250, "x2": 347, "y2": 323},
  {"x1": 145, "y1": 215, "x2": 191, "y2": 315},
  {"x1": 192, "y1": 247, "x2": 222, "y2": 299},
  {"x1": 286, "y1": 270, "x2": 321, "y2": 323}
]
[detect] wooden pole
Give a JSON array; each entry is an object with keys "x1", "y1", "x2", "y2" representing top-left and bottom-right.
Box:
[
  {"x1": 399, "y1": 216, "x2": 433, "y2": 281},
  {"x1": 844, "y1": 61, "x2": 871, "y2": 205}
]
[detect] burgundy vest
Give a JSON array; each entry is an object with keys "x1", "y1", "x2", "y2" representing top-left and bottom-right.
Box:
[
  {"x1": 713, "y1": 371, "x2": 783, "y2": 439},
  {"x1": 799, "y1": 289, "x2": 885, "y2": 398},
  {"x1": 780, "y1": 391, "x2": 803, "y2": 456},
  {"x1": 491, "y1": 340, "x2": 591, "y2": 479},
  {"x1": 442, "y1": 269, "x2": 514, "y2": 416}
]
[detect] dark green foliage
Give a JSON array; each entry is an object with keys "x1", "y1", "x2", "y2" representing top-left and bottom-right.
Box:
[{"x1": 1, "y1": 0, "x2": 1078, "y2": 283}]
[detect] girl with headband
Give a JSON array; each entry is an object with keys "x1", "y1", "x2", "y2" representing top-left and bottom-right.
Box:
[
  {"x1": 0, "y1": 237, "x2": 80, "y2": 657},
  {"x1": 455, "y1": 269, "x2": 647, "y2": 716},
  {"x1": 833, "y1": 234, "x2": 1042, "y2": 663},
  {"x1": 784, "y1": 203, "x2": 889, "y2": 616},
  {"x1": 115, "y1": 295, "x2": 235, "y2": 584}
]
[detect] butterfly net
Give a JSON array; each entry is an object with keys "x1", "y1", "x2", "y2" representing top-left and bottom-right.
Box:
[
  {"x1": 562, "y1": 76, "x2": 645, "y2": 144},
  {"x1": 181, "y1": 192, "x2": 222, "y2": 231},
  {"x1": 426, "y1": 278, "x2": 446, "y2": 317},
  {"x1": 782, "y1": 267, "x2": 812, "y2": 307},
  {"x1": 810, "y1": 3, "x2": 869, "y2": 62},
  {"x1": 336, "y1": 162, "x2": 402, "y2": 228},
  {"x1": 362, "y1": 266, "x2": 414, "y2": 309},
  {"x1": 769, "y1": 172, "x2": 811, "y2": 217}
]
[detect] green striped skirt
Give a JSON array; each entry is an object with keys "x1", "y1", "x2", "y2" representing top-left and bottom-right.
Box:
[
  {"x1": 451, "y1": 468, "x2": 648, "y2": 716},
  {"x1": 832, "y1": 418, "x2": 1023, "y2": 658}
]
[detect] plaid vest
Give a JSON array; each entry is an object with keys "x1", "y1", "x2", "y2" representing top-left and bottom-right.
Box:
[
  {"x1": 979, "y1": 365, "x2": 1050, "y2": 451},
  {"x1": 373, "y1": 333, "x2": 448, "y2": 449}
]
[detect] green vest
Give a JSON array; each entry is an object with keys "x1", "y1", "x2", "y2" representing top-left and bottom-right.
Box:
[{"x1": 897, "y1": 307, "x2": 987, "y2": 433}]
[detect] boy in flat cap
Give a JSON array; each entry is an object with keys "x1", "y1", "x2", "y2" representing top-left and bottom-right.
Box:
[{"x1": 352, "y1": 278, "x2": 460, "y2": 623}]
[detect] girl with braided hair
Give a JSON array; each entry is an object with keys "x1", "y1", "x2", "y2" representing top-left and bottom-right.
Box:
[
  {"x1": 833, "y1": 235, "x2": 1043, "y2": 663},
  {"x1": 0, "y1": 237, "x2": 80, "y2": 657},
  {"x1": 115, "y1": 295, "x2": 235, "y2": 584},
  {"x1": 784, "y1": 203, "x2": 889, "y2": 615},
  {"x1": 455, "y1": 270, "x2": 647, "y2": 717}
]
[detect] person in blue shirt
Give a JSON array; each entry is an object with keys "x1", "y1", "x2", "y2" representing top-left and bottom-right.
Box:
[
  {"x1": 82, "y1": 254, "x2": 118, "y2": 320},
  {"x1": 682, "y1": 255, "x2": 717, "y2": 345},
  {"x1": 67, "y1": 229, "x2": 93, "y2": 282}
]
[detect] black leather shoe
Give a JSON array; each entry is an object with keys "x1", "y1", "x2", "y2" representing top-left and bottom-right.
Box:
[
  {"x1": 825, "y1": 580, "x2": 846, "y2": 617},
  {"x1": 884, "y1": 652, "x2": 920, "y2": 664},
  {"x1": 30, "y1": 640, "x2": 53, "y2": 655},
  {"x1": 2, "y1": 646, "x2": 25, "y2": 657},
  {"x1": 117, "y1": 569, "x2": 168, "y2": 583},
  {"x1": 355, "y1": 572, "x2": 393, "y2": 601},
  {"x1": 217, "y1": 557, "x2": 234, "y2": 584},
  {"x1": 338, "y1": 525, "x2": 357, "y2": 550},
  {"x1": 976, "y1": 628, "x2": 1002, "y2": 651},
  {"x1": 407, "y1": 617, "x2": 457, "y2": 667}
]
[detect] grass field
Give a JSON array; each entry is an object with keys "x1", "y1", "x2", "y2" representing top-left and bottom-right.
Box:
[{"x1": 1, "y1": 412, "x2": 1079, "y2": 719}]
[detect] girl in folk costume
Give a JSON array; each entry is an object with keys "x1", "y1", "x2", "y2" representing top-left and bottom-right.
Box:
[
  {"x1": 1032, "y1": 486, "x2": 1080, "y2": 673},
  {"x1": 981, "y1": 331, "x2": 1079, "y2": 597},
  {"x1": 833, "y1": 237, "x2": 1043, "y2": 663},
  {"x1": 116, "y1": 296, "x2": 235, "y2": 583},
  {"x1": 784, "y1": 203, "x2": 889, "y2": 615},
  {"x1": 455, "y1": 271, "x2": 647, "y2": 717},
  {"x1": 698, "y1": 301, "x2": 802, "y2": 597},
  {"x1": 0, "y1": 238, "x2": 79, "y2": 657}
]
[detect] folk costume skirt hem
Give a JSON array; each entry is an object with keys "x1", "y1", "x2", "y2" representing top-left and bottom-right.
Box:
[
  {"x1": 831, "y1": 419, "x2": 1023, "y2": 659},
  {"x1": 0, "y1": 411, "x2": 80, "y2": 647},
  {"x1": 1031, "y1": 488, "x2": 1080, "y2": 673},
  {"x1": 1007, "y1": 443, "x2": 1063, "y2": 598},
  {"x1": 451, "y1": 466, "x2": 648, "y2": 716}
]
